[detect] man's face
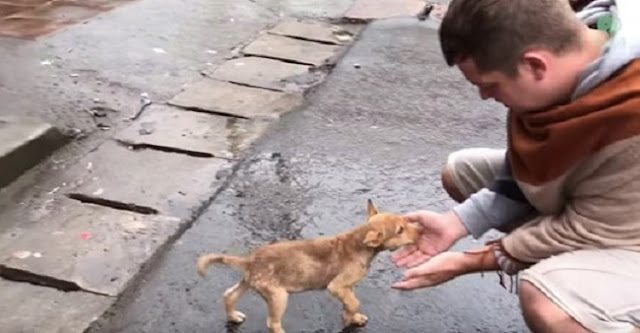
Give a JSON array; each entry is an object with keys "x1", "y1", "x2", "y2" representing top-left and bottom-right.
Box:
[{"x1": 457, "y1": 56, "x2": 567, "y2": 113}]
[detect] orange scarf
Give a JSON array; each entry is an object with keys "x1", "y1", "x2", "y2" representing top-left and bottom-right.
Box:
[{"x1": 508, "y1": 59, "x2": 640, "y2": 186}]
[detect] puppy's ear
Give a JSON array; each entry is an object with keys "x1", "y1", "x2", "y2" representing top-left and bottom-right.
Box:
[
  {"x1": 363, "y1": 230, "x2": 384, "y2": 248},
  {"x1": 367, "y1": 199, "x2": 379, "y2": 219}
]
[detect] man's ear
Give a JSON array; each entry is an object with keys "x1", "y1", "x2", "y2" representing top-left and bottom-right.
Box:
[
  {"x1": 522, "y1": 51, "x2": 548, "y2": 81},
  {"x1": 363, "y1": 230, "x2": 384, "y2": 248},
  {"x1": 367, "y1": 199, "x2": 379, "y2": 219}
]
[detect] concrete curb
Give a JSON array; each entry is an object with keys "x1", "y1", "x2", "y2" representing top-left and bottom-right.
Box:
[{"x1": 0, "y1": 116, "x2": 67, "y2": 189}]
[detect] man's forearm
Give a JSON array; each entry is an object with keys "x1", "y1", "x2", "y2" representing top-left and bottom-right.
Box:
[
  {"x1": 452, "y1": 153, "x2": 537, "y2": 238},
  {"x1": 450, "y1": 243, "x2": 531, "y2": 278}
]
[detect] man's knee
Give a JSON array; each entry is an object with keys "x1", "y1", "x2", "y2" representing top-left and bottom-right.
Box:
[
  {"x1": 519, "y1": 281, "x2": 549, "y2": 327},
  {"x1": 519, "y1": 281, "x2": 591, "y2": 333},
  {"x1": 440, "y1": 165, "x2": 466, "y2": 203},
  {"x1": 440, "y1": 148, "x2": 505, "y2": 203}
]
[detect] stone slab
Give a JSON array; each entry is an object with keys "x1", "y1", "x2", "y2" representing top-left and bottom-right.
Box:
[
  {"x1": 0, "y1": 116, "x2": 65, "y2": 189},
  {"x1": 114, "y1": 105, "x2": 270, "y2": 158},
  {"x1": 243, "y1": 34, "x2": 342, "y2": 67},
  {"x1": 209, "y1": 57, "x2": 311, "y2": 91},
  {"x1": 63, "y1": 140, "x2": 232, "y2": 219},
  {"x1": 0, "y1": 197, "x2": 182, "y2": 296},
  {"x1": 268, "y1": 18, "x2": 353, "y2": 45},
  {"x1": 169, "y1": 79, "x2": 304, "y2": 119},
  {"x1": 0, "y1": 279, "x2": 114, "y2": 333},
  {"x1": 344, "y1": 0, "x2": 427, "y2": 20}
]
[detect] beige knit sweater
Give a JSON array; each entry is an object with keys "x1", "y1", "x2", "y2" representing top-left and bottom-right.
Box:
[{"x1": 500, "y1": 59, "x2": 640, "y2": 264}]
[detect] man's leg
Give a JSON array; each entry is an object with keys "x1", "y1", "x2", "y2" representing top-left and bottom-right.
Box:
[
  {"x1": 519, "y1": 281, "x2": 591, "y2": 333},
  {"x1": 441, "y1": 148, "x2": 506, "y2": 202},
  {"x1": 519, "y1": 249, "x2": 640, "y2": 333}
]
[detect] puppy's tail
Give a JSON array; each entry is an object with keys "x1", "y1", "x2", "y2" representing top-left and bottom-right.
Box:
[{"x1": 197, "y1": 253, "x2": 248, "y2": 277}]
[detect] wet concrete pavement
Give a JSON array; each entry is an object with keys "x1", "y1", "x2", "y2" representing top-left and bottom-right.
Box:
[
  {"x1": 0, "y1": 0, "x2": 357, "y2": 140},
  {"x1": 89, "y1": 18, "x2": 529, "y2": 333},
  {"x1": 0, "y1": 0, "x2": 274, "y2": 133}
]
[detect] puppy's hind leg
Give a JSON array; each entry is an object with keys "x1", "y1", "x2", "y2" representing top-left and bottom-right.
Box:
[
  {"x1": 224, "y1": 280, "x2": 250, "y2": 324},
  {"x1": 257, "y1": 286, "x2": 289, "y2": 333}
]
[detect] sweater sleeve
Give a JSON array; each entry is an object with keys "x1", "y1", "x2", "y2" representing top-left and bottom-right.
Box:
[{"x1": 452, "y1": 152, "x2": 538, "y2": 239}]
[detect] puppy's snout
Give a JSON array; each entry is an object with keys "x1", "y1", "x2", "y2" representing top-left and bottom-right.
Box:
[{"x1": 407, "y1": 223, "x2": 422, "y2": 242}]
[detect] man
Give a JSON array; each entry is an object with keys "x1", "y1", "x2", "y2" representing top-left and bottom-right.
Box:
[{"x1": 390, "y1": 0, "x2": 640, "y2": 332}]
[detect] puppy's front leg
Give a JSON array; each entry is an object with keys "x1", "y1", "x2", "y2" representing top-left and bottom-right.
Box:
[{"x1": 328, "y1": 280, "x2": 368, "y2": 327}]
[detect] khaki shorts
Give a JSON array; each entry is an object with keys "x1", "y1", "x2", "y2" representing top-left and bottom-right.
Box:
[{"x1": 446, "y1": 148, "x2": 640, "y2": 333}]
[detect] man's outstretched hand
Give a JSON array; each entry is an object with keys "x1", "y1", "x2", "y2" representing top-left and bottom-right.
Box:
[
  {"x1": 392, "y1": 245, "x2": 502, "y2": 290},
  {"x1": 391, "y1": 210, "x2": 468, "y2": 268},
  {"x1": 391, "y1": 252, "x2": 467, "y2": 290}
]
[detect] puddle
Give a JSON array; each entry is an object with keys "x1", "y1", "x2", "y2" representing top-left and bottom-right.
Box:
[{"x1": 0, "y1": 0, "x2": 136, "y2": 39}]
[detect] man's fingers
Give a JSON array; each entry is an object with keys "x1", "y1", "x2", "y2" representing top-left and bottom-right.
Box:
[
  {"x1": 402, "y1": 211, "x2": 423, "y2": 222},
  {"x1": 404, "y1": 253, "x2": 431, "y2": 268},
  {"x1": 392, "y1": 245, "x2": 415, "y2": 259},
  {"x1": 391, "y1": 246, "x2": 418, "y2": 266},
  {"x1": 391, "y1": 276, "x2": 430, "y2": 290},
  {"x1": 394, "y1": 251, "x2": 425, "y2": 267},
  {"x1": 402, "y1": 261, "x2": 434, "y2": 280},
  {"x1": 391, "y1": 245, "x2": 416, "y2": 262},
  {"x1": 392, "y1": 274, "x2": 452, "y2": 290}
]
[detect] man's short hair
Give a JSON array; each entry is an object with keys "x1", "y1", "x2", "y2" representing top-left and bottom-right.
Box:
[{"x1": 439, "y1": 0, "x2": 583, "y2": 77}]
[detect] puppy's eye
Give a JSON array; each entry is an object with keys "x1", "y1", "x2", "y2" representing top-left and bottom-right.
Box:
[{"x1": 397, "y1": 226, "x2": 404, "y2": 234}]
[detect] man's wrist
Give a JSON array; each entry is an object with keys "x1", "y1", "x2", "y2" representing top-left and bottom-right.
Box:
[
  {"x1": 443, "y1": 210, "x2": 469, "y2": 242},
  {"x1": 460, "y1": 244, "x2": 501, "y2": 274}
]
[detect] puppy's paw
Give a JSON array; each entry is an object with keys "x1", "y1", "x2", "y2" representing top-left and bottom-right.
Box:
[
  {"x1": 352, "y1": 313, "x2": 368, "y2": 326},
  {"x1": 228, "y1": 311, "x2": 246, "y2": 324},
  {"x1": 267, "y1": 324, "x2": 285, "y2": 333},
  {"x1": 344, "y1": 313, "x2": 368, "y2": 327}
]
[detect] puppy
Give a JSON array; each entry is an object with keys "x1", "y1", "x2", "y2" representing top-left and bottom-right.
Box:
[{"x1": 196, "y1": 199, "x2": 421, "y2": 333}]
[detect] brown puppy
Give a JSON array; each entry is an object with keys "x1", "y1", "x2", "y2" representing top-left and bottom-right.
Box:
[{"x1": 196, "y1": 199, "x2": 420, "y2": 333}]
